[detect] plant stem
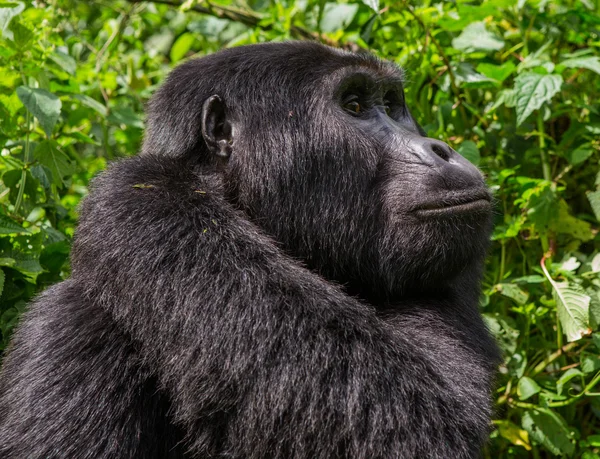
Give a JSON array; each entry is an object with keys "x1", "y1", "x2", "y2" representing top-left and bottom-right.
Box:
[{"x1": 537, "y1": 111, "x2": 551, "y2": 181}]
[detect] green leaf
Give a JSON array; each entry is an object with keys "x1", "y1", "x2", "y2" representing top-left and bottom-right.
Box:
[
  {"x1": 567, "y1": 147, "x2": 593, "y2": 165},
  {"x1": 0, "y1": 1, "x2": 24, "y2": 38},
  {"x1": 581, "y1": 353, "x2": 600, "y2": 374},
  {"x1": 512, "y1": 73, "x2": 563, "y2": 126},
  {"x1": 476, "y1": 62, "x2": 516, "y2": 82},
  {"x1": 588, "y1": 190, "x2": 600, "y2": 221},
  {"x1": 522, "y1": 409, "x2": 575, "y2": 456},
  {"x1": 496, "y1": 283, "x2": 529, "y2": 305},
  {"x1": 452, "y1": 22, "x2": 504, "y2": 52},
  {"x1": 8, "y1": 19, "x2": 32, "y2": 50},
  {"x1": 320, "y1": 3, "x2": 358, "y2": 33},
  {"x1": 72, "y1": 94, "x2": 107, "y2": 117},
  {"x1": 560, "y1": 55, "x2": 600, "y2": 75},
  {"x1": 0, "y1": 214, "x2": 28, "y2": 234},
  {"x1": 556, "y1": 368, "x2": 584, "y2": 395},
  {"x1": 361, "y1": 0, "x2": 379, "y2": 12},
  {"x1": 494, "y1": 420, "x2": 531, "y2": 451},
  {"x1": 16, "y1": 86, "x2": 62, "y2": 137},
  {"x1": 49, "y1": 50, "x2": 76, "y2": 75},
  {"x1": 457, "y1": 140, "x2": 480, "y2": 165},
  {"x1": 0, "y1": 268, "x2": 4, "y2": 299},
  {"x1": 552, "y1": 282, "x2": 592, "y2": 342},
  {"x1": 518, "y1": 376, "x2": 541, "y2": 400},
  {"x1": 33, "y1": 140, "x2": 75, "y2": 187},
  {"x1": 170, "y1": 32, "x2": 195, "y2": 63},
  {"x1": 551, "y1": 200, "x2": 594, "y2": 241}
]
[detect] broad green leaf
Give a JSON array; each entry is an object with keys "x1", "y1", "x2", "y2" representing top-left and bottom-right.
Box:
[
  {"x1": 588, "y1": 190, "x2": 600, "y2": 221},
  {"x1": 567, "y1": 146, "x2": 593, "y2": 165},
  {"x1": 496, "y1": 283, "x2": 529, "y2": 305},
  {"x1": 361, "y1": 0, "x2": 379, "y2": 12},
  {"x1": 560, "y1": 56, "x2": 600, "y2": 75},
  {"x1": 72, "y1": 94, "x2": 107, "y2": 117},
  {"x1": 320, "y1": 3, "x2": 358, "y2": 33},
  {"x1": 452, "y1": 22, "x2": 504, "y2": 52},
  {"x1": 49, "y1": 50, "x2": 76, "y2": 75},
  {"x1": 484, "y1": 313, "x2": 520, "y2": 354},
  {"x1": 494, "y1": 420, "x2": 531, "y2": 450},
  {"x1": 581, "y1": 353, "x2": 600, "y2": 374},
  {"x1": 170, "y1": 32, "x2": 195, "y2": 63},
  {"x1": 188, "y1": 17, "x2": 229, "y2": 38},
  {"x1": 476, "y1": 62, "x2": 516, "y2": 82},
  {"x1": 522, "y1": 409, "x2": 575, "y2": 456},
  {"x1": 552, "y1": 200, "x2": 593, "y2": 241},
  {"x1": 552, "y1": 281, "x2": 591, "y2": 342},
  {"x1": 561, "y1": 257, "x2": 581, "y2": 272},
  {"x1": 0, "y1": 214, "x2": 28, "y2": 234},
  {"x1": 512, "y1": 73, "x2": 563, "y2": 126},
  {"x1": 457, "y1": 140, "x2": 480, "y2": 165},
  {"x1": 0, "y1": 1, "x2": 24, "y2": 38},
  {"x1": 556, "y1": 368, "x2": 584, "y2": 395},
  {"x1": 8, "y1": 19, "x2": 32, "y2": 50},
  {"x1": 16, "y1": 86, "x2": 61, "y2": 137},
  {"x1": 591, "y1": 253, "x2": 600, "y2": 273},
  {"x1": 33, "y1": 140, "x2": 75, "y2": 187},
  {"x1": 518, "y1": 376, "x2": 541, "y2": 400},
  {"x1": 526, "y1": 182, "x2": 557, "y2": 231},
  {"x1": 454, "y1": 63, "x2": 494, "y2": 88}
]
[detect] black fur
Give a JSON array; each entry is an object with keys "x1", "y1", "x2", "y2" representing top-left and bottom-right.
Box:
[{"x1": 0, "y1": 42, "x2": 499, "y2": 458}]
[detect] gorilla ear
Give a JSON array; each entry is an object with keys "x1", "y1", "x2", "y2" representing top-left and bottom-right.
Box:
[{"x1": 201, "y1": 95, "x2": 233, "y2": 159}]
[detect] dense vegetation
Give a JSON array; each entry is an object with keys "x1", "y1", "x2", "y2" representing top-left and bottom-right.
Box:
[{"x1": 0, "y1": 0, "x2": 599, "y2": 456}]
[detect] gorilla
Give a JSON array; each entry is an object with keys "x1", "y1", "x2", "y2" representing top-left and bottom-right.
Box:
[{"x1": 0, "y1": 42, "x2": 499, "y2": 458}]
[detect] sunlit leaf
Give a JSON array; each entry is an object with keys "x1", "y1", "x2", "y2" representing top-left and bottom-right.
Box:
[
  {"x1": 587, "y1": 190, "x2": 600, "y2": 221},
  {"x1": 556, "y1": 368, "x2": 584, "y2": 395},
  {"x1": 0, "y1": 1, "x2": 24, "y2": 39},
  {"x1": 560, "y1": 55, "x2": 600, "y2": 75},
  {"x1": 552, "y1": 282, "x2": 591, "y2": 342},
  {"x1": 518, "y1": 376, "x2": 541, "y2": 400},
  {"x1": 494, "y1": 420, "x2": 531, "y2": 450},
  {"x1": 50, "y1": 50, "x2": 76, "y2": 75},
  {"x1": 16, "y1": 86, "x2": 62, "y2": 137},
  {"x1": 522, "y1": 409, "x2": 575, "y2": 456},
  {"x1": 33, "y1": 139, "x2": 75, "y2": 187},
  {"x1": 170, "y1": 32, "x2": 195, "y2": 63},
  {"x1": 0, "y1": 214, "x2": 28, "y2": 234},
  {"x1": 452, "y1": 22, "x2": 504, "y2": 52},
  {"x1": 320, "y1": 3, "x2": 358, "y2": 33},
  {"x1": 457, "y1": 140, "x2": 480, "y2": 165},
  {"x1": 512, "y1": 73, "x2": 563, "y2": 126}
]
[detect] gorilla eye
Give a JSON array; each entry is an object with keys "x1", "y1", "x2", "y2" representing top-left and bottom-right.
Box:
[{"x1": 343, "y1": 97, "x2": 363, "y2": 115}]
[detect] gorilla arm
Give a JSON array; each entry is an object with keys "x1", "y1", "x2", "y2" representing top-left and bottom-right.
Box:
[{"x1": 72, "y1": 154, "x2": 492, "y2": 459}]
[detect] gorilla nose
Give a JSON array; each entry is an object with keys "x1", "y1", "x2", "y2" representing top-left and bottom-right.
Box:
[
  {"x1": 409, "y1": 137, "x2": 484, "y2": 186},
  {"x1": 427, "y1": 140, "x2": 452, "y2": 162}
]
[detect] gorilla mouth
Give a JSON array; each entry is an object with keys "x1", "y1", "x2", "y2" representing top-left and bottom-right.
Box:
[{"x1": 413, "y1": 191, "x2": 492, "y2": 218}]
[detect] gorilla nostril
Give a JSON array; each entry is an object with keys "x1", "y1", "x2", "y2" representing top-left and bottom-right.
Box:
[{"x1": 431, "y1": 143, "x2": 451, "y2": 162}]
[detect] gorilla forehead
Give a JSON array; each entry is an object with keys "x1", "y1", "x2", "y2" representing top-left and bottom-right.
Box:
[
  {"x1": 174, "y1": 41, "x2": 402, "y2": 88},
  {"x1": 143, "y1": 42, "x2": 403, "y2": 158}
]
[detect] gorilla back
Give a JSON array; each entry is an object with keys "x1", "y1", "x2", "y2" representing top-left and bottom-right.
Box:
[{"x1": 0, "y1": 42, "x2": 499, "y2": 458}]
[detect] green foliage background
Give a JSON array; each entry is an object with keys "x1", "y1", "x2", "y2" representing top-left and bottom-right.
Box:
[{"x1": 0, "y1": 0, "x2": 599, "y2": 456}]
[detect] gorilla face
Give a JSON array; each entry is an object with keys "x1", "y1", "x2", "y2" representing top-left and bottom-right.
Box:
[{"x1": 143, "y1": 42, "x2": 493, "y2": 300}]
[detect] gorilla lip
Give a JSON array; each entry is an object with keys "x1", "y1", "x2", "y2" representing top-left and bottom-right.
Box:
[{"x1": 413, "y1": 191, "x2": 492, "y2": 218}]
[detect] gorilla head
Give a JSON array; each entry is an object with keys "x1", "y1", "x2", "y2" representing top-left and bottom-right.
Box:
[{"x1": 142, "y1": 41, "x2": 492, "y2": 301}]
